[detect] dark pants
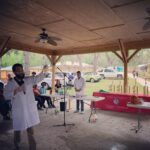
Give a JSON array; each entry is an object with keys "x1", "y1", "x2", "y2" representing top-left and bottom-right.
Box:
[
  {"x1": 0, "y1": 100, "x2": 11, "y2": 117},
  {"x1": 76, "y1": 100, "x2": 84, "y2": 111},
  {"x1": 35, "y1": 96, "x2": 45, "y2": 108},
  {"x1": 14, "y1": 127, "x2": 36, "y2": 150},
  {"x1": 41, "y1": 96, "x2": 54, "y2": 107}
]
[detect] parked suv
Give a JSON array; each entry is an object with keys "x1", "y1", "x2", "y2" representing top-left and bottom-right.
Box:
[
  {"x1": 83, "y1": 72, "x2": 101, "y2": 82},
  {"x1": 97, "y1": 68, "x2": 123, "y2": 79}
]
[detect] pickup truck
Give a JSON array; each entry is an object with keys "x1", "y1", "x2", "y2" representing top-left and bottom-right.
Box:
[{"x1": 97, "y1": 68, "x2": 123, "y2": 79}]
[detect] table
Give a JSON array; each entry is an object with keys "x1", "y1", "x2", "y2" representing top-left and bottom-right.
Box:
[
  {"x1": 70, "y1": 95, "x2": 105, "y2": 123},
  {"x1": 93, "y1": 92, "x2": 150, "y2": 114},
  {"x1": 127, "y1": 102, "x2": 150, "y2": 133}
]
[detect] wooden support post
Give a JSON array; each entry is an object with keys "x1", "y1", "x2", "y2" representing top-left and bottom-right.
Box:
[
  {"x1": 51, "y1": 63, "x2": 56, "y2": 93},
  {"x1": 46, "y1": 55, "x2": 62, "y2": 93},
  {"x1": 113, "y1": 46, "x2": 142, "y2": 94},
  {"x1": 124, "y1": 61, "x2": 128, "y2": 93},
  {"x1": 127, "y1": 49, "x2": 141, "y2": 63},
  {"x1": 118, "y1": 39, "x2": 128, "y2": 93}
]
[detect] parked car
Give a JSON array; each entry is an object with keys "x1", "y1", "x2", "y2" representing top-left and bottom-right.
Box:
[
  {"x1": 37, "y1": 72, "x2": 73, "y2": 87},
  {"x1": 97, "y1": 68, "x2": 123, "y2": 79},
  {"x1": 83, "y1": 72, "x2": 101, "y2": 82}
]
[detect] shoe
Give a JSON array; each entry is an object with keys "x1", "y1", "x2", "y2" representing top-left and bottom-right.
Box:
[
  {"x1": 52, "y1": 105, "x2": 56, "y2": 108},
  {"x1": 13, "y1": 144, "x2": 20, "y2": 150},
  {"x1": 38, "y1": 107, "x2": 43, "y2": 110},
  {"x1": 74, "y1": 110, "x2": 79, "y2": 113},
  {"x1": 80, "y1": 111, "x2": 84, "y2": 114},
  {"x1": 48, "y1": 105, "x2": 52, "y2": 108},
  {"x1": 3, "y1": 116, "x2": 11, "y2": 120}
]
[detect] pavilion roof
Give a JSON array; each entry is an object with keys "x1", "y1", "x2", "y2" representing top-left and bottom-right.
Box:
[{"x1": 0, "y1": 0, "x2": 150, "y2": 55}]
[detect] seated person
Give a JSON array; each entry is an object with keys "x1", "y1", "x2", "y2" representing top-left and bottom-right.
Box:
[
  {"x1": 0, "y1": 82, "x2": 11, "y2": 120},
  {"x1": 33, "y1": 84, "x2": 45, "y2": 110},
  {"x1": 40, "y1": 82, "x2": 55, "y2": 108},
  {"x1": 55, "y1": 79, "x2": 62, "y2": 93}
]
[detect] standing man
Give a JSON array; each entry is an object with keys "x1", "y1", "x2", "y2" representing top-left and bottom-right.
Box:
[
  {"x1": 4, "y1": 63, "x2": 48, "y2": 150},
  {"x1": 74, "y1": 71, "x2": 85, "y2": 114}
]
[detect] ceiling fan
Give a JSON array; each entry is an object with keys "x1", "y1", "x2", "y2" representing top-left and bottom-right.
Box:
[
  {"x1": 35, "y1": 28, "x2": 61, "y2": 46},
  {"x1": 143, "y1": 7, "x2": 150, "y2": 30}
]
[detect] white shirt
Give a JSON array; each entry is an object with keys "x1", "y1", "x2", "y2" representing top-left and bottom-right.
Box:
[
  {"x1": 4, "y1": 72, "x2": 45, "y2": 131},
  {"x1": 74, "y1": 77, "x2": 85, "y2": 97}
]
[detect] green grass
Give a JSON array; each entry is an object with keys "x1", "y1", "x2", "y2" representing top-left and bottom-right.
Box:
[{"x1": 67, "y1": 78, "x2": 145, "y2": 96}]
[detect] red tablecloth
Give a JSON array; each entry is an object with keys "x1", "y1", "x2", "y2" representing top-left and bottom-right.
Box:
[{"x1": 93, "y1": 92, "x2": 150, "y2": 114}]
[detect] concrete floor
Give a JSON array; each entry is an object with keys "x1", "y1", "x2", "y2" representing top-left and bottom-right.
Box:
[{"x1": 0, "y1": 103, "x2": 150, "y2": 150}]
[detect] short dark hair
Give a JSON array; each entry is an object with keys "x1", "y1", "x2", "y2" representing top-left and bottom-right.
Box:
[
  {"x1": 12, "y1": 63, "x2": 23, "y2": 72},
  {"x1": 77, "y1": 71, "x2": 81, "y2": 74},
  {"x1": 32, "y1": 72, "x2": 36, "y2": 75}
]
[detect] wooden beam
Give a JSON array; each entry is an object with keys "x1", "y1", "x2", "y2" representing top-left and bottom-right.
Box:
[
  {"x1": 126, "y1": 39, "x2": 150, "y2": 50},
  {"x1": 127, "y1": 49, "x2": 141, "y2": 62},
  {"x1": 54, "y1": 44, "x2": 119, "y2": 55},
  {"x1": 51, "y1": 56, "x2": 56, "y2": 93},
  {"x1": 46, "y1": 55, "x2": 52, "y2": 64},
  {"x1": 118, "y1": 39, "x2": 129, "y2": 93},
  {"x1": 112, "y1": 51, "x2": 124, "y2": 62},
  {"x1": 46, "y1": 55, "x2": 57, "y2": 93},
  {"x1": 0, "y1": 39, "x2": 54, "y2": 56},
  {"x1": 0, "y1": 37, "x2": 11, "y2": 57},
  {"x1": 124, "y1": 61, "x2": 128, "y2": 93},
  {"x1": 0, "y1": 48, "x2": 11, "y2": 57},
  {"x1": 118, "y1": 39, "x2": 127, "y2": 63},
  {"x1": 55, "y1": 55, "x2": 62, "y2": 64}
]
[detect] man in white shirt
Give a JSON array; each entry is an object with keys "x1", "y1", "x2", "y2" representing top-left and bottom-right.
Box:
[
  {"x1": 4, "y1": 63, "x2": 48, "y2": 150},
  {"x1": 74, "y1": 71, "x2": 85, "y2": 114}
]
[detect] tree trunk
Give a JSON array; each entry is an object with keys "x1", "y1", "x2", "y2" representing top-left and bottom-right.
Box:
[
  {"x1": 93, "y1": 53, "x2": 99, "y2": 73},
  {"x1": 105, "y1": 53, "x2": 115, "y2": 67},
  {"x1": 77, "y1": 55, "x2": 82, "y2": 71},
  {"x1": 23, "y1": 51, "x2": 30, "y2": 75}
]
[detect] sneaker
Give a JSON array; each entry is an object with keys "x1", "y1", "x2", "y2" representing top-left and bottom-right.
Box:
[
  {"x1": 74, "y1": 110, "x2": 79, "y2": 113},
  {"x1": 13, "y1": 144, "x2": 20, "y2": 150},
  {"x1": 38, "y1": 107, "x2": 43, "y2": 111},
  {"x1": 52, "y1": 105, "x2": 56, "y2": 108},
  {"x1": 43, "y1": 105, "x2": 46, "y2": 108},
  {"x1": 80, "y1": 111, "x2": 84, "y2": 114},
  {"x1": 48, "y1": 105, "x2": 52, "y2": 108},
  {"x1": 3, "y1": 116, "x2": 11, "y2": 120}
]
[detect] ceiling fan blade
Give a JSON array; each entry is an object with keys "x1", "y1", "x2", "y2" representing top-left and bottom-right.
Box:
[
  {"x1": 143, "y1": 20, "x2": 150, "y2": 30},
  {"x1": 51, "y1": 36, "x2": 62, "y2": 41},
  {"x1": 47, "y1": 37, "x2": 57, "y2": 46}
]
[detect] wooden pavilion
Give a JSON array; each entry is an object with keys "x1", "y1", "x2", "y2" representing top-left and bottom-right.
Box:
[{"x1": 0, "y1": 0, "x2": 150, "y2": 93}]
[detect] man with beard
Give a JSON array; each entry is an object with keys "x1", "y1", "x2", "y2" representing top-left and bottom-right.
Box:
[
  {"x1": 74, "y1": 71, "x2": 85, "y2": 114},
  {"x1": 4, "y1": 63, "x2": 48, "y2": 150}
]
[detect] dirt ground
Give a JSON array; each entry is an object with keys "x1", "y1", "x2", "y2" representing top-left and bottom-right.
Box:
[{"x1": 0, "y1": 100, "x2": 150, "y2": 150}]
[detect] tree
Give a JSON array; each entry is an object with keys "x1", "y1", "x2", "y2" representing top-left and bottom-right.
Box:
[
  {"x1": 77, "y1": 55, "x2": 82, "y2": 71},
  {"x1": 23, "y1": 51, "x2": 30, "y2": 75},
  {"x1": 93, "y1": 53, "x2": 99, "y2": 72}
]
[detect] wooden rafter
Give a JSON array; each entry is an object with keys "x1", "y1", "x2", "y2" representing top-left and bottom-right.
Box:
[
  {"x1": 0, "y1": 36, "x2": 11, "y2": 57},
  {"x1": 118, "y1": 39, "x2": 127, "y2": 63},
  {"x1": 55, "y1": 55, "x2": 62, "y2": 64},
  {"x1": 46, "y1": 55, "x2": 62, "y2": 65},
  {"x1": 112, "y1": 51, "x2": 123, "y2": 62},
  {"x1": 117, "y1": 39, "x2": 128, "y2": 93},
  {"x1": 0, "y1": 48, "x2": 10, "y2": 58},
  {"x1": 46, "y1": 55, "x2": 52, "y2": 64},
  {"x1": 127, "y1": 49, "x2": 141, "y2": 62}
]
